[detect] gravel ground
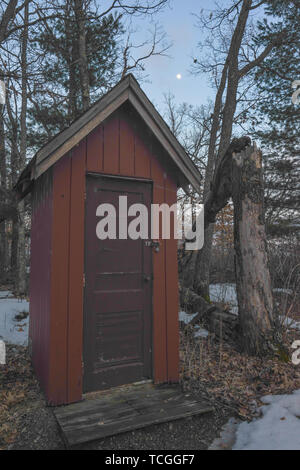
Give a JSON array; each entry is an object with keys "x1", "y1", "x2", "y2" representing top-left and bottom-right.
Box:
[
  {"x1": 75, "y1": 406, "x2": 231, "y2": 450},
  {"x1": 1, "y1": 345, "x2": 232, "y2": 450}
]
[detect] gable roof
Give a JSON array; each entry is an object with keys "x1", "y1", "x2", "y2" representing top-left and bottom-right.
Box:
[{"x1": 16, "y1": 74, "x2": 201, "y2": 197}]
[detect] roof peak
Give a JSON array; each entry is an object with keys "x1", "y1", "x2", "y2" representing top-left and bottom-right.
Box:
[{"x1": 16, "y1": 74, "x2": 201, "y2": 197}]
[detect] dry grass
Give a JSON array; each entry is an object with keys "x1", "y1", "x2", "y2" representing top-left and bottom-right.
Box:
[{"x1": 179, "y1": 325, "x2": 300, "y2": 421}]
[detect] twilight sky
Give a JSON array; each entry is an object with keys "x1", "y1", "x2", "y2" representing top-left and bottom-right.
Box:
[
  {"x1": 136, "y1": 0, "x2": 216, "y2": 111},
  {"x1": 99, "y1": 0, "x2": 217, "y2": 112}
]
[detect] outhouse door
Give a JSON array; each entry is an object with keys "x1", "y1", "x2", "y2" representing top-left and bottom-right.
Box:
[{"x1": 83, "y1": 174, "x2": 153, "y2": 392}]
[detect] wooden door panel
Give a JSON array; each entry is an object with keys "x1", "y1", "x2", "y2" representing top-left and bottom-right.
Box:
[{"x1": 84, "y1": 175, "x2": 152, "y2": 392}]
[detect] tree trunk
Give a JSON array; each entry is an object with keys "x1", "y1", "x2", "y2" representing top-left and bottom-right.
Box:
[
  {"x1": 16, "y1": 199, "x2": 26, "y2": 294},
  {"x1": 192, "y1": 0, "x2": 252, "y2": 296},
  {"x1": 11, "y1": 214, "x2": 18, "y2": 281},
  {"x1": 0, "y1": 102, "x2": 8, "y2": 282},
  {"x1": 194, "y1": 224, "x2": 214, "y2": 298},
  {"x1": 15, "y1": 1, "x2": 29, "y2": 295},
  {"x1": 0, "y1": 0, "x2": 18, "y2": 45},
  {"x1": 74, "y1": 0, "x2": 90, "y2": 111},
  {"x1": 232, "y1": 144, "x2": 275, "y2": 355},
  {"x1": 180, "y1": 137, "x2": 278, "y2": 356}
]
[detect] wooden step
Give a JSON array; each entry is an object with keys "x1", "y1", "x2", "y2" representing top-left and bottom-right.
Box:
[{"x1": 53, "y1": 384, "x2": 213, "y2": 447}]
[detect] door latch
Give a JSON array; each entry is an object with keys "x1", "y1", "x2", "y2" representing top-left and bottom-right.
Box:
[{"x1": 145, "y1": 240, "x2": 160, "y2": 253}]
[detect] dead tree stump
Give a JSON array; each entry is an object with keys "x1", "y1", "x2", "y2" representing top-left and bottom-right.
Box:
[
  {"x1": 232, "y1": 143, "x2": 276, "y2": 355},
  {"x1": 179, "y1": 138, "x2": 280, "y2": 356}
]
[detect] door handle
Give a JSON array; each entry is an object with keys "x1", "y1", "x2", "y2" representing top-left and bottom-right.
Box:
[
  {"x1": 144, "y1": 240, "x2": 160, "y2": 253},
  {"x1": 143, "y1": 275, "x2": 152, "y2": 282}
]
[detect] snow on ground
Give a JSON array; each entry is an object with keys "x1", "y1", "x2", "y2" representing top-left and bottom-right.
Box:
[
  {"x1": 209, "y1": 418, "x2": 240, "y2": 450},
  {"x1": 233, "y1": 390, "x2": 300, "y2": 450},
  {"x1": 179, "y1": 312, "x2": 209, "y2": 339},
  {"x1": 0, "y1": 291, "x2": 14, "y2": 299},
  {"x1": 0, "y1": 293, "x2": 29, "y2": 346},
  {"x1": 210, "y1": 390, "x2": 300, "y2": 450},
  {"x1": 194, "y1": 325, "x2": 209, "y2": 338},
  {"x1": 273, "y1": 288, "x2": 293, "y2": 295},
  {"x1": 209, "y1": 283, "x2": 238, "y2": 314},
  {"x1": 179, "y1": 311, "x2": 198, "y2": 325},
  {"x1": 280, "y1": 316, "x2": 300, "y2": 331}
]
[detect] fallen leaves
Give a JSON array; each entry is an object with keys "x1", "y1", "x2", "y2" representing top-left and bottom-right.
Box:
[
  {"x1": 0, "y1": 345, "x2": 40, "y2": 448},
  {"x1": 180, "y1": 328, "x2": 300, "y2": 421}
]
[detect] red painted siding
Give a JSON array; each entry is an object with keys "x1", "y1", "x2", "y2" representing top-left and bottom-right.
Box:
[
  {"x1": 29, "y1": 170, "x2": 53, "y2": 394},
  {"x1": 31, "y1": 102, "x2": 180, "y2": 405},
  {"x1": 49, "y1": 153, "x2": 71, "y2": 404},
  {"x1": 67, "y1": 141, "x2": 86, "y2": 403}
]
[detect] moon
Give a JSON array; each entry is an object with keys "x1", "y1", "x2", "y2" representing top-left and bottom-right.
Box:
[{"x1": 176, "y1": 74, "x2": 182, "y2": 80}]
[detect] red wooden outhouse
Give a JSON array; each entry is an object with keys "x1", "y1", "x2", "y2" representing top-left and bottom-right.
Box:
[{"x1": 16, "y1": 75, "x2": 201, "y2": 405}]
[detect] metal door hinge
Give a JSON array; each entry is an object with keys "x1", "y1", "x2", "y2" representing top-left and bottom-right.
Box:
[{"x1": 83, "y1": 273, "x2": 86, "y2": 288}]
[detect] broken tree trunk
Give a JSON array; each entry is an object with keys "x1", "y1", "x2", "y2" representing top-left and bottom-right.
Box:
[
  {"x1": 179, "y1": 137, "x2": 278, "y2": 355},
  {"x1": 231, "y1": 143, "x2": 275, "y2": 355}
]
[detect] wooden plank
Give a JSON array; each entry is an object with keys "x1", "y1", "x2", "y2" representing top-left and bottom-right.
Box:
[
  {"x1": 29, "y1": 171, "x2": 53, "y2": 395},
  {"x1": 56, "y1": 386, "x2": 181, "y2": 421},
  {"x1": 119, "y1": 108, "x2": 135, "y2": 176},
  {"x1": 54, "y1": 385, "x2": 213, "y2": 446},
  {"x1": 56, "y1": 403, "x2": 213, "y2": 447},
  {"x1": 151, "y1": 152, "x2": 167, "y2": 384},
  {"x1": 86, "y1": 125, "x2": 104, "y2": 173},
  {"x1": 67, "y1": 141, "x2": 86, "y2": 403},
  {"x1": 103, "y1": 114, "x2": 120, "y2": 175},
  {"x1": 165, "y1": 174, "x2": 180, "y2": 383},
  {"x1": 49, "y1": 153, "x2": 71, "y2": 405},
  {"x1": 134, "y1": 126, "x2": 151, "y2": 178}
]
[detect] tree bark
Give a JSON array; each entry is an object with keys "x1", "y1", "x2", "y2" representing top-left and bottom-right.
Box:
[
  {"x1": 74, "y1": 0, "x2": 90, "y2": 111},
  {"x1": 180, "y1": 137, "x2": 278, "y2": 355},
  {"x1": 192, "y1": 0, "x2": 281, "y2": 297},
  {"x1": 65, "y1": 0, "x2": 78, "y2": 123},
  {"x1": 0, "y1": 102, "x2": 8, "y2": 281},
  {"x1": 15, "y1": 1, "x2": 29, "y2": 295},
  {"x1": 195, "y1": 1, "x2": 252, "y2": 297},
  {"x1": 0, "y1": 0, "x2": 18, "y2": 45},
  {"x1": 232, "y1": 144, "x2": 275, "y2": 355}
]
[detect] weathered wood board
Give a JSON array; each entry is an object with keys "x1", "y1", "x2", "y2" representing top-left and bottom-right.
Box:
[{"x1": 53, "y1": 384, "x2": 213, "y2": 447}]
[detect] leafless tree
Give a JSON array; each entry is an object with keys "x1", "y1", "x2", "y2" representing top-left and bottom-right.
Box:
[{"x1": 184, "y1": 0, "x2": 286, "y2": 297}]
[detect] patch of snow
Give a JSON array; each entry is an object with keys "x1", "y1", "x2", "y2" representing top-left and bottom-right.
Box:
[
  {"x1": 233, "y1": 390, "x2": 300, "y2": 450},
  {"x1": 209, "y1": 418, "x2": 240, "y2": 450},
  {"x1": 273, "y1": 288, "x2": 293, "y2": 295},
  {"x1": 209, "y1": 283, "x2": 238, "y2": 314},
  {"x1": 0, "y1": 340, "x2": 5, "y2": 364},
  {"x1": 280, "y1": 316, "x2": 300, "y2": 331},
  {"x1": 0, "y1": 291, "x2": 13, "y2": 299},
  {"x1": 194, "y1": 327, "x2": 209, "y2": 339},
  {"x1": 0, "y1": 294, "x2": 29, "y2": 346},
  {"x1": 179, "y1": 311, "x2": 198, "y2": 325}
]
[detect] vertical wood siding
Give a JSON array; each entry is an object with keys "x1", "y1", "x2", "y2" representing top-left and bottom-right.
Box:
[
  {"x1": 67, "y1": 141, "x2": 86, "y2": 403},
  {"x1": 49, "y1": 154, "x2": 71, "y2": 404},
  {"x1": 44, "y1": 103, "x2": 179, "y2": 404},
  {"x1": 30, "y1": 170, "x2": 53, "y2": 395}
]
